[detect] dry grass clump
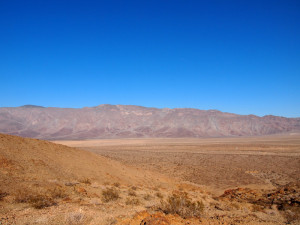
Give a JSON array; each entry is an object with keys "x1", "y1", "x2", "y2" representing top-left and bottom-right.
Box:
[
  {"x1": 0, "y1": 190, "x2": 8, "y2": 201},
  {"x1": 159, "y1": 192, "x2": 204, "y2": 218},
  {"x1": 14, "y1": 186, "x2": 67, "y2": 209},
  {"x1": 102, "y1": 187, "x2": 120, "y2": 202},
  {"x1": 113, "y1": 182, "x2": 120, "y2": 188},
  {"x1": 131, "y1": 186, "x2": 138, "y2": 191},
  {"x1": 125, "y1": 197, "x2": 140, "y2": 205},
  {"x1": 104, "y1": 217, "x2": 117, "y2": 225},
  {"x1": 128, "y1": 189, "x2": 137, "y2": 197},
  {"x1": 65, "y1": 211, "x2": 85, "y2": 224},
  {"x1": 283, "y1": 207, "x2": 300, "y2": 224},
  {"x1": 48, "y1": 187, "x2": 67, "y2": 199},
  {"x1": 143, "y1": 193, "x2": 152, "y2": 201},
  {"x1": 15, "y1": 189, "x2": 56, "y2": 209},
  {"x1": 251, "y1": 204, "x2": 264, "y2": 212},
  {"x1": 79, "y1": 178, "x2": 91, "y2": 185},
  {"x1": 155, "y1": 192, "x2": 163, "y2": 199},
  {"x1": 230, "y1": 202, "x2": 241, "y2": 210}
]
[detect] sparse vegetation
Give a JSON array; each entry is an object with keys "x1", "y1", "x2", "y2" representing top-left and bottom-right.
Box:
[
  {"x1": 113, "y1": 182, "x2": 120, "y2": 188},
  {"x1": 65, "y1": 211, "x2": 85, "y2": 224},
  {"x1": 131, "y1": 186, "x2": 137, "y2": 191},
  {"x1": 79, "y1": 178, "x2": 91, "y2": 185},
  {"x1": 102, "y1": 187, "x2": 120, "y2": 202},
  {"x1": 128, "y1": 189, "x2": 137, "y2": 196},
  {"x1": 230, "y1": 202, "x2": 240, "y2": 210},
  {"x1": 155, "y1": 192, "x2": 163, "y2": 199},
  {"x1": 48, "y1": 187, "x2": 67, "y2": 199},
  {"x1": 14, "y1": 186, "x2": 67, "y2": 209},
  {"x1": 143, "y1": 193, "x2": 152, "y2": 201},
  {"x1": 251, "y1": 204, "x2": 263, "y2": 212},
  {"x1": 159, "y1": 192, "x2": 204, "y2": 218},
  {"x1": 125, "y1": 197, "x2": 140, "y2": 205},
  {"x1": 15, "y1": 189, "x2": 56, "y2": 209},
  {"x1": 104, "y1": 217, "x2": 118, "y2": 225},
  {"x1": 0, "y1": 190, "x2": 8, "y2": 201}
]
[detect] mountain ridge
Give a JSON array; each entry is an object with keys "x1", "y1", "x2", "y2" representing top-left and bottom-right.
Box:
[{"x1": 0, "y1": 104, "x2": 299, "y2": 140}]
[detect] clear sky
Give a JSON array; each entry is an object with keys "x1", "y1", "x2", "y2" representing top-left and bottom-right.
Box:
[{"x1": 0, "y1": 0, "x2": 299, "y2": 117}]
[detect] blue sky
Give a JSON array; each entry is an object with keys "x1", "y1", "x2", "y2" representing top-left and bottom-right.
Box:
[{"x1": 0, "y1": 0, "x2": 299, "y2": 117}]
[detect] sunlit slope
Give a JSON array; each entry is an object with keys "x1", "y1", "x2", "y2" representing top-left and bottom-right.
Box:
[{"x1": 0, "y1": 133, "x2": 168, "y2": 192}]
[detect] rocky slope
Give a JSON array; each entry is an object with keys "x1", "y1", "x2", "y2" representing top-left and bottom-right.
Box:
[{"x1": 0, "y1": 104, "x2": 299, "y2": 139}]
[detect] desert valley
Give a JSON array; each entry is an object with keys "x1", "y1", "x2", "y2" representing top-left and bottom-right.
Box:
[{"x1": 0, "y1": 105, "x2": 299, "y2": 224}]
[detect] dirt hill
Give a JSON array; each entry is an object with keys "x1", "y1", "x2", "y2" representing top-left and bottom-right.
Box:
[
  {"x1": 0, "y1": 104, "x2": 299, "y2": 139},
  {"x1": 0, "y1": 133, "x2": 170, "y2": 193}
]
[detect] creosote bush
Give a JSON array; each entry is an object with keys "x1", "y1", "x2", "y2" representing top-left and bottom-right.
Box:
[
  {"x1": 159, "y1": 192, "x2": 204, "y2": 218},
  {"x1": 102, "y1": 187, "x2": 120, "y2": 202}
]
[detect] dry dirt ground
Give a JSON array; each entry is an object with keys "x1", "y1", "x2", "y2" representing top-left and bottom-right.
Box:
[
  {"x1": 55, "y1": 135, "x2": 300, "y2": 224},
  {"x1": 0, "y1": 134, "x2": 299, "y2": 224},
  {"x1": 57, "y1": 135, "x2": 300, "y2": 194}
]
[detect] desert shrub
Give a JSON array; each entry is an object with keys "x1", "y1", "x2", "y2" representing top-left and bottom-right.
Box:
[
  {"x1": 155, "y1": 192, "x2": 163, "y2": 199},
  {"x1": 251, "y1": 204, "x2": 263, "y2": 212},
  {"x1": 125, "y1": 197, "x2": 140, "y2": 205},
  {"x1": 102, "y1": 187, "x2": 120, "y2": 202},
  {"x1": 159, "y1": 192, "x2": 204, "y2": 218},
  {"x1": 14, "y1": 189, "x2": 57, "y2": 209},
  {"x1": 128, "y1": 189, "x2": 137, "y2": 197},
  {"x1": 0, "y1": 190, "x2": 8, "y2": 201},
  {"x1": 104, "y1": 217, "x2": 117, "y2": 225},
  {"x1": 143, "y1": 193, "x2": 152, "y2": 201},
  {"x1": 283, "y1": 206, "x2": 300, "y2": 223},
  {"x1": 131, "y1": 186, "x2": 137, "y2": 191},
  {"x1": 48, "y1": 187, "x2": 67, "y2": 199},
  {"x1": 79, "y1": 178, "x2": 91, "y2": 185},
  {"x1": 65, "y1": 211, "x2": 85, "y2": 224},
  {"x1": 15, "y1": 189, "x2": 38, "y2": 203},
  {"x1": 113, "y1": 182, "x2": 120, "y2": 188},
  {"x1": 230, "y1": 202, "x2": 240, "y2": 210},
  {"x1": 30, "y1": 195, "x2": 56, "y2": 209},
  {"x1": 153, "y1": 187, "x2": 159, "y2": 191}
]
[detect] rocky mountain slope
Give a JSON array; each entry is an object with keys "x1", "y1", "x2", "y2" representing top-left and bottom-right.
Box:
[{"x1": 0, "y1": 104, "x2": 299, "y2": 139}]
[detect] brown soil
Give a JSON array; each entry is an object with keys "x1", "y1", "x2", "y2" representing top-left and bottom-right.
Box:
[
  {"x1": 60, "y1": 135, "x2": 300, "y2": 193},
  {"x1": 0, "y1": 134, "x2": 299, "y2": 224}
]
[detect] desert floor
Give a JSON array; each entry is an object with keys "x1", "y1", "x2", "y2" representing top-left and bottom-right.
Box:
[
  {"x1": 55, "y1": 134, "x2": 300, "y2": 195},
  {"x1": 1, "y1": 133, "x2": 299, "y2": 224}
]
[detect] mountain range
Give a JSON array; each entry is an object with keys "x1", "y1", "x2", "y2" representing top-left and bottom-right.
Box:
[{"x1": 0, "y1": 104, "x2": 299, "y2": 140}]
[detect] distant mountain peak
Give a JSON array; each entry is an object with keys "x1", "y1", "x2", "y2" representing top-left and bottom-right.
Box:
[{"x1": 20, "y1": 105, "x2": 45, "y2": 108}]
